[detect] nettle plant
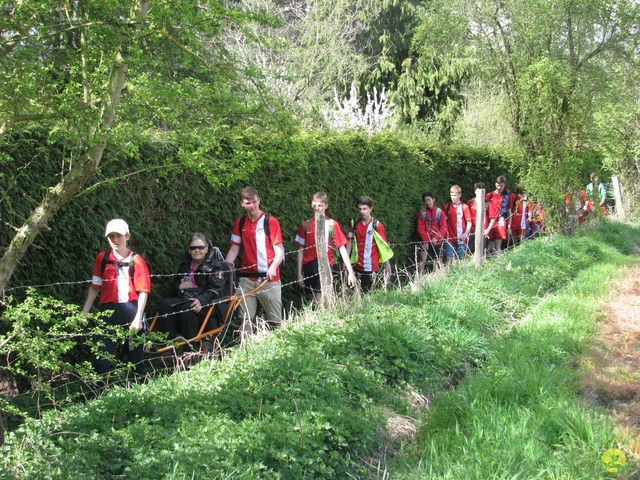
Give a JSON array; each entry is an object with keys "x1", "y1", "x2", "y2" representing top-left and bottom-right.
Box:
[{"x1": 322, "y1": 84, "x2": 397, "y2": 134}]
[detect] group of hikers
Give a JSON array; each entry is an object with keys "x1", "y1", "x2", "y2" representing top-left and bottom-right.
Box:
[
  {"x1": 572, "y1": 173, "x2": 616, "y2": 224},
  {"x1": 416, "y1": 177, "x2": 546, "y2": 273},
  {"x1": 82, "y1": 177, "x2": 547, "y2": 384}
]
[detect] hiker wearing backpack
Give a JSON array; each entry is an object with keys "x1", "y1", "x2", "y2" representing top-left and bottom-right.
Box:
[
  {"x1": 509, "y1": 185, "x2": 530, "y2": 246},
  {"x1": 225, "y1": 187, "x2": 284, "y2": 334},
  {"x1": 529, "y1": 199, "x2": 546, "y2": 238},
  {"x1": 295, "y1": 191, "x2": 356, "y2": 302},
  {"x1": 443, "y1": 185, "x2": 472, "y2": 263},
  {"x1": 346, "y1": 196, "x2": 393, "y2": 292},
  {"x1": 586, "y1": 173, "x2": 608, "y2": 215},
  {"x1": 417, "y1": 192, "x2": 447, "y2": 274},
  {"x1": 82, "y1": 218, "x2": 151, "y2": 383},
  {"x1": 484, "y1": 175, "x2": 516, "y2": 254}
]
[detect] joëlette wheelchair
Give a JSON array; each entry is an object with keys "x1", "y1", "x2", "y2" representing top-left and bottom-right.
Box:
[{"x1": 148, "y1": 252, "x2": 267, "y2": 355}]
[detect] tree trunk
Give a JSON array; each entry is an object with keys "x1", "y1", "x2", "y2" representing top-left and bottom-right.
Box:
[{"x1": 0, "y1": 0, "x2": 150, "y2": 294}]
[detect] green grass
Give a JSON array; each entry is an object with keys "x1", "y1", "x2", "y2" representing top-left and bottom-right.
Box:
[
  {"x1": 1, "y1": 221, "x2": 639, "y2": 479},
  {"x1": 389, "y1": 225, "x2": 638, "y2": 479}
]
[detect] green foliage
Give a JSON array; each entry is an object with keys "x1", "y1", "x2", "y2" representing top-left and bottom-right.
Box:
[
  {"x1": 1, "y1": 223, "x2": 640, "y2": 478},
  {"x1": 394, "y1": 0, "x2": 476, "y2": 137},
  {"x1": 427, "y1": 0, "x2": 639, "y2": 214},
  {"x1": 0, "y1": 130, "x2": 514, "y2": 309},
  {"x1": 0, "y1": 290, "x2": 104, "y2": 421}
]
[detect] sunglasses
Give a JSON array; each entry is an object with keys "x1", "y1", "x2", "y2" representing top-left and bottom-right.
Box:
[{"x1": 189, "y1": 245, "x2": 206, "y2": 251}]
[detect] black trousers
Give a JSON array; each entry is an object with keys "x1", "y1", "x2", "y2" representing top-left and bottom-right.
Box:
[{"x1": 94, "y1": 302, "x2": 145, "y2": 377}]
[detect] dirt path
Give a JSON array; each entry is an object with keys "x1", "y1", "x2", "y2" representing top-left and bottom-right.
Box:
[{"x1": 579, "y1": 262, "x2": 640, "y2": 471}]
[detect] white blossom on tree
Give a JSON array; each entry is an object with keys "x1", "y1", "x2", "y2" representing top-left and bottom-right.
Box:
[{"x1": 322, "y1": 84, "x2": 396, "y2": 134}]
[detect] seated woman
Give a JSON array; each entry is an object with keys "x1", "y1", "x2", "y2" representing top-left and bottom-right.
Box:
[{"x1": 156, "y1": 232, "x2": 231, "y2": 343}]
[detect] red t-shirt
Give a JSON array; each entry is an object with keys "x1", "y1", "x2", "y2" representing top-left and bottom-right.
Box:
[
  {"x1": 416, "y1": 205, "x2": 447, "y2": 246},
  {"x1": 486, "y1": 190, "x2": 516, "y2": 221},
  {"x1": 230, "y1": 213, "x2": 283, "y2": 281},
  {"x1": 90, "y1": 250, "x2": 151, "y2": 304},
  {"x1": 295, "y1": 217, "x2": 348, "y2": 266},
  {"x1": 443, "y1": 202, "x2": 472, "y2": 242},
  {"x1": 510, "y1": 194, "x2": 529, "y2": 231},
  {"x1": 347, "y1": 219, "x2": 388, "y2": 272}
]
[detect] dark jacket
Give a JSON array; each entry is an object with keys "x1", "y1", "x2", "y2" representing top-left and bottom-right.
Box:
[{"x1": 173, "y1": 243, "x2": 232, "y2": 309}]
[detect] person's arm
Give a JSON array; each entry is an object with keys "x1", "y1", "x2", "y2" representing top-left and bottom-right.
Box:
[
  {"x1": 417, "y1": 214, "x2": 427, "y2": 244},
  {"x1": 130, "y1": 292, "x2": 148, "y2": 331},
  {"x1": 266, "y1": 243, "x2": 284, "y2": 281},
  {"x1": 82, "y1": 287, "x2": 99, "y2": 314},
  {"x1": 338, "y1": 245, "x2": 356, "y2": 288},
  {"x1": 346, "y1": 220, "x2": 355, "y2": 258},
  {"x1": 297, "y1": 247, "x2": 305, "y2": 287},
  {"x1": 225, "y1": 244, "x2": 240, "y2": 264},
  {"x1": 463, "y1": 220, "x2": 472, "y2": 240},
  {"x1": 383, "y1": 260, "x2": 392, "y2": 277},
  {"x1": 437, "y1": 211, "x2": 448, "y2": 244},
  {"x1": 484, "y1": 218, "x2": 496, "y2": 237}
]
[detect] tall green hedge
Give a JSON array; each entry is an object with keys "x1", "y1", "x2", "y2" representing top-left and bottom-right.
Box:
[{"x1": 0, "y1": 131, "x2": 516, "y2": 309}]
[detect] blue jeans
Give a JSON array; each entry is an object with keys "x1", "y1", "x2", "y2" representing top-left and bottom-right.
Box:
[{"x1": 444, "y1": 241, "x2": 467, "y2": 259}]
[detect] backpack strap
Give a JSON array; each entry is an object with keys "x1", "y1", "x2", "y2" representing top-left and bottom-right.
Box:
[
  {"x1": 422, "y1": 208, "x2": 441, "y2": 224},
  {"x1": 351, "y1": 218, "x2": 379, "y2": 231},
  {"x1": 101, "y1": 250, "x2": 137, "y2": 278},
  {"x1": 239, "y1": 214, "x2": 271, "y2": 239}
]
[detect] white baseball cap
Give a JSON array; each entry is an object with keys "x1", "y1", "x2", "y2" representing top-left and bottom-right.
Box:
[{"x1": 104, "y1": 219, "x2": 130, "y2": 236}]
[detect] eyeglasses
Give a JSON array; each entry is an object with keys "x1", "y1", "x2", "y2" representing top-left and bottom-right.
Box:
[{"x1": 189, "y1": 245, "x2": 206, "y2": 251}]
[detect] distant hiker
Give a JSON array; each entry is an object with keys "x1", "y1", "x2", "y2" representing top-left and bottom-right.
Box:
[
  {"x1": 484, "y1": 175, "x2": 516, "y2": 255},
  {"x1": 510, "y1": 185, "x2": 529, "y2": 246},
  {"x1": 417, "y1": 192, "x2": 447, "y2": 273},
  {"x1": 225, "y1": 186, "x2": 284, "y2": 335},
  {"x1": 346, "y1": 195, "x2": 393, "y2": 292},
  {"x1": 295, "y1": 191, "x2": 356, "y2": 302},
  {"x1": 443, "y1": 185, "x2": 472, "y2": 263},
  {"x1": 586, "y1": 173, "x2": 606, "y2": 209},
  {"x1": 467, "y1": 182, "x2": 487, "y2": 255}
]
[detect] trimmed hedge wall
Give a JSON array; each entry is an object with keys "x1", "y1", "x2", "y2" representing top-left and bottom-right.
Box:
[{"x1": 0, "y1": 131, "x2": 516, "y2": 309}]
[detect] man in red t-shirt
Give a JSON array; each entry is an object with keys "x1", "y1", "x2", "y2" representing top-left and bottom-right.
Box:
[
  {"x1": 346, "y1": 195, "x2": 392, "y2": 292},
  {"x1": 443, "y1": 185, "x2": 472, "y2": 263},
  {"x1": 226, "y1": 187, "x2": 284, "y2": 333},
  {"x1": 83, "y1": 218, "x2": 151, "y2": 381},
  {"x1": 295, "y1": 191, "x2": 356, "y2": 302},
  {"x1": 484, "y1": 175, "x2": 516, "y2": 254},
  {"x1": 416, "y1": 192, "x2": 447, "y2": 274}
]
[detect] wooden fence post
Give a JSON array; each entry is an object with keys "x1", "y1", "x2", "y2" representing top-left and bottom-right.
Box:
[
  {"x1": 315, "y1": 212, "x2": 335, "y2": 307},
  {"x1": 612, "y1": 175, "x2": 625, "y2": 219},
  {"x1": 474, "y1": 188, "x2": 486, "y2": 269}
]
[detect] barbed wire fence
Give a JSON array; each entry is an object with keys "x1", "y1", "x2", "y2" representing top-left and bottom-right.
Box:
[{"x1": 0, "y1": 220, "x2": 549, "y2": 416}]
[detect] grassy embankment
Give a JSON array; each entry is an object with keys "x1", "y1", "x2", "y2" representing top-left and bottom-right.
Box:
[{"x1": 1, "y1": 221, "x2": 639, "y2": 479}]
